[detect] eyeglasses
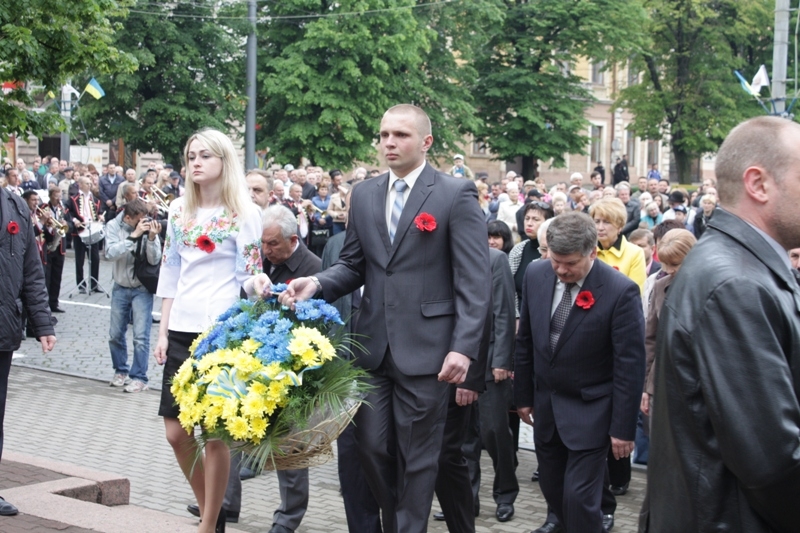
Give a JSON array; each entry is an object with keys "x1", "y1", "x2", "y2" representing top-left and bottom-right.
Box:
[
  {"x1": 538, "y1": 246, "x2": 548, "y2": 255},
  {"x1": 529, "y1": 201, "x2": 552, "y2": 211}
]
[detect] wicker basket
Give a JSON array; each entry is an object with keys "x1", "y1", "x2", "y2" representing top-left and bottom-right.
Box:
[{"x1": 240, "y1": 400, "x2": 362, "y2": 471}]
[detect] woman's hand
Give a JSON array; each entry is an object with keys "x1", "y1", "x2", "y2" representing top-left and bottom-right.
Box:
[
  {"x1": 640, "y1": 392, "x2": 650, "y2": 415},
  {"x1": 154, "y1": 334, "x2": 169, "y2": 365},
  {"x1": 253, "y1": 273, "x2": 272, "y2": 298}
]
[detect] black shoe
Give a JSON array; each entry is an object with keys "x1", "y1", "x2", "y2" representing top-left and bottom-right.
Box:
[
  {"x1": 610, "y1": 482, "x2": 629, "y2": 496},
  {"x1": 0, "y1": 497, "x2": 18, "y2": 516},
  {"x1": 496, "y1": 503, "x2": 514, "y2": 522},
  {"x1": 603, "y1": 513, "x2": 615, "y2": 531},
  {"x1": 531, "y1": 469, "x2": 540, "y2": 482},
  {"x1": 186, "y1": 504, "x2": 239, "y2": 523},
  {"x1": 215, "y1": 507, "x2": 226, "y2": 533},
  {"x1": 239, "y1": 466, "x2": 256, "y2": 480},
  {"x1": 533, "y1": 522, "x2": 562, "y2": 533},
  {"x1": 268, "y1": 524, "x2": 293, "y2": 533},
  {"x1": 433, "y1": 511, "x2": 445, "y2": 521},
  {"x1": 51, "y1": 307, "x2": 65, "y2": 313}
]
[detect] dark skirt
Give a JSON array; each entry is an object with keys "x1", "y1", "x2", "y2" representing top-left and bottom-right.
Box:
[{"x1": 158, "y1": 330, "x2": 200, "y2": 418}]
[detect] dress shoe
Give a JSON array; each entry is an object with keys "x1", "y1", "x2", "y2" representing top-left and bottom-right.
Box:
[
  {"x1": 531, "y1": 469, "x2": 540, "y2": 482},
  {"x1": 239, "y1": 466, "x2": 256, "y2": 480},
  {"x1": 51, "y1": 307, "x2": 65, "y2": 313},
  {"x1": 0, "y1": 497, "x2": 18, "y2": 516},
  {"x1": 603, "y1": 513, "x2": 615, "y2": 531},
  {"x1": 186, "y1": 504, "x2": 239, "y2": 523},
  {"x1": 268, "y1": 524, "x2": 293, "y2": 533},
  {"x1": 496, "y1": 503, "x2": 514, "y2": 522},
  {"x1": 610, "y1": 482, "x2": 629, "y2": 496},
  {"x1": 532, "y1": 522, "x2": 562, "y2": 533},
  {"x1": 433, "y1": 511, "x2": 445, "y2": 521}
]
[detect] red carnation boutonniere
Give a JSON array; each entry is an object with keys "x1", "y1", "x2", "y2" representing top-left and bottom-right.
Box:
[
  {"x1": 196, "y1": 234, "x2": 216, "y2": 253},
  {"x1": 6, "y1": 221, "x2": 19, "y2": 235},
  {"x1": 414, "y1": 212, "x2": 437, "y2": 232},
  {"x1": 576, "y1": 290, "x2": 595, "y2": 310}
]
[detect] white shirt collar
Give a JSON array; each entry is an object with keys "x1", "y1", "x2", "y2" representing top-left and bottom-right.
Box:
[{"x1": 388, "y1": 161, "x2": 426, "y2": 193}]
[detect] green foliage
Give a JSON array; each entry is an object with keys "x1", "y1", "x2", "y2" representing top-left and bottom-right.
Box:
[
  {"x1": 472, "y1": 0, "x2": 648, "y2": 178},
  {"x1": 77, "y1": 0, "x2": 246, "y2": 165},
  {"x1": 256, "y1": 0, "x2": 500, "y2": 169},
  {"x1": 0, "y1": 0, "x2": 137, "y2": 141},
  {"x1": 615, "y1": 0, "x2": 774, "y2": 183}
]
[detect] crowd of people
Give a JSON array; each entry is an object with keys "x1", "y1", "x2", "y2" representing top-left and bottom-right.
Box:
[{"x1": 1, "y1": 109, "x2": 798, "y2": 533}]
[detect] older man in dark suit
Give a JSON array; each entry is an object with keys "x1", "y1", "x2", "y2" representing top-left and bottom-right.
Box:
[
  {"x1": 282, "y1": 104, "x2": 491, "y2": 533},
  {"x1": 515, "y1": 212, "x2": 645, "y2": 533}
]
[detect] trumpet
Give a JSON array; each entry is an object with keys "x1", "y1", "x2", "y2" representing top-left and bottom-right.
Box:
[
  {"x1": 306, "y1": 203, "x2": 327, "y2": 218},
  {"x1": 37, "y1": 206, "x2": 68, "y2": 237},
  {"x1": 146, "y1": 187, "x2": 174, "y2": 214}
]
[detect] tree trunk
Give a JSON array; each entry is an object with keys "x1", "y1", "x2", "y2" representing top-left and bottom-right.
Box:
[
  {"x1": 672, "y1": 144, "x2": 694, "y2": 185},
  {"x1": 521, "y1": 156, "x2": 538, "y2": 181}
]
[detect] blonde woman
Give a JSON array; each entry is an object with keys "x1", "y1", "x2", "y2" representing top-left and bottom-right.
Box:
[{"x1": 154, "y1": 129, "x2": 269, "y2": 533}]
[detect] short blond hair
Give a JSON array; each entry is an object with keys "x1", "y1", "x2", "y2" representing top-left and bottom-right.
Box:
[
  {"x1": 658, "y1": 229, "x2": 697, "y2": 266},
  {"x1": 589, "y1": 198, "x2": 627, "y2": 230}
]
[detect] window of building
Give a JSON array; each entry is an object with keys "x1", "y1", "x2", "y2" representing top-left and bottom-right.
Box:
[
  {"x1": 590, "y1": 125, "x2": 603, "y2": 163},
  {"x1": 472, "y1": 141, "x2": 488, "y2": 156},
  {"x1": 591, "y1": 61, "x2": 605, "y2": 85}
]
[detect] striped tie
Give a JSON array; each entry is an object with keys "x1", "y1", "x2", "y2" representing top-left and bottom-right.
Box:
[
  {"x1": 389, "y1": 179, "x2": 407, "y2": 242},
  {"x1": 550, "y1": 282, "x2": 575, "y2": 352}
]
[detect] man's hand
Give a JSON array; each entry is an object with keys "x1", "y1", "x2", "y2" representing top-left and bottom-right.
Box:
[
  {"x1": 610, "y1": 437, "x2": 634, "y2": 460},
  {"x1": 518, "y1": 406, "x2": 534, "y2": 426},
  {"x1": 39, "y1": 335, "x2": 56, "y2": 353},
  {"x1": 278, "y1": 277, "x2": 318, "y2": 309},
  {"x1": 131, "y1": 219, "x2": 150, "y2": 239},
  {"x1": 437, "y1": 351, "x2": 471, "y2": 384},
  {"x1": 147, "y1": 220, "x2": 162, "y2": 240},
  {"x1": 492, "y1": 368, "x2": 511, "y2": 382},
  {"x1": 455, "y1": 388, "x2": 479, "y2": 406},
  {"x1": 106, "y1": 199, "x2": 113, "y2": 207},
  {"x1": 640, "y1": 392, "x2": 650, "y2": 416}
]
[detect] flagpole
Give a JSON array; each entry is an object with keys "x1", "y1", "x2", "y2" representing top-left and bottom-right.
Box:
[
  {"x1": 772, "y1": 0, "x2": 790, "y2": 116},
  {"x1": 60, "y1": 82, "x2": 72, "y2": 162}
]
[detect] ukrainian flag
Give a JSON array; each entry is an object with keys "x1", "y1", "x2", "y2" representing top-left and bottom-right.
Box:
[{"x1": 84, "y1": 78, "x2": 105, "y2": 99}]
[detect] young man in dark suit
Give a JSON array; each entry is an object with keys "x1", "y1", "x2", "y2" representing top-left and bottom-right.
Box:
[
  {"x1": 515, "y1": 212, "x2": 645, "y2": 533},
  {"x1": 282, "y1": 104, "x2": 491, "y2": 533}
]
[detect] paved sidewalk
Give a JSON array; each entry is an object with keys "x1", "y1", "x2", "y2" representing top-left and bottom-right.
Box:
[{"x1": 7, "y1": 254, "x2": 647, "y2": 532}]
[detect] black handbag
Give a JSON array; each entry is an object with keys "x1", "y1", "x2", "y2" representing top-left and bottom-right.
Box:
[
  {"x1": 134, "y1": 236, "x2": 161, "y2": 293},
  {"x1": 310, "y1": 228, "x2": 330, "y2": 248}
]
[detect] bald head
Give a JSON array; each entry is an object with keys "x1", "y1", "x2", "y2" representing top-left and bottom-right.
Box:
[
  {"x1": 715, "y1": 116, "x2": 800, "y2": 207},
  {"x1": 384, "y1": 104, "x2": 432, "y2": 137}
]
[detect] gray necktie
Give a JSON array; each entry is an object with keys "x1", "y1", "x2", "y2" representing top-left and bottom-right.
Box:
[
  {"x1": 550, "y1": 282, "x2": 575, "y2": 352},
  {"x1": 389, "y1": 180, "x2": 407, "y2": 242}
]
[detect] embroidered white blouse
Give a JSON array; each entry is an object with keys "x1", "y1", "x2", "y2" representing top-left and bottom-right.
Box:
[{"x1": 157, "y1": 197, "x2": 263, "y2": 333}]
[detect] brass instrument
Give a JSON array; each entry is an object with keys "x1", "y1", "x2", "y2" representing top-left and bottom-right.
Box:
[
  {"x1": 37, "y1": 206, "x2": 67, "y2": 237},
  {"x1": 306, "y1": 203, "x2": 328, "y2": 218},
  {"x1": 146, "y1": 187, "x2": 173, "y2": 214}
]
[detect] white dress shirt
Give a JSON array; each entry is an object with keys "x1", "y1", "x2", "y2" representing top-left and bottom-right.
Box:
[
  {"x1": 385, "y1": 161, "x2": 426, "y2": 231},
  {"x1": 550, "y1": 264, "x2": 593, "y2": 318}
]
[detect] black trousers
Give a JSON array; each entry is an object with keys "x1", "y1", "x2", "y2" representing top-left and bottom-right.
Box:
[
  {"x1": 337, "y1": 422, "x2": 382, "y2": 533},
  {"x1": 74, "y1": 239, "x2": 99, "y2": 291},
  {"x1": 536, "y1": 428, "x2": 609, "y2": 533},
  {"x1": 45, "y1": 252, "x2": 65, "y2": 309},
  {"x1": 0, "y1": 352, "x2": 13, "y2": 463},
  {"x1": 434, "y1": 385, "x2": 475, "y2": 533}
]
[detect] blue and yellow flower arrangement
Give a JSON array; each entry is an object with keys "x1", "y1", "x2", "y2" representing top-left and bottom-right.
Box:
[{"x1": 171, "y1": 284, "x2": 369, "y2": 470}]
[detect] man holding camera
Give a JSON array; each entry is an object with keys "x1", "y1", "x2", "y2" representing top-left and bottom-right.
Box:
[{"x1": 103, "y1": 199, "x2": 161, "y2": 393}]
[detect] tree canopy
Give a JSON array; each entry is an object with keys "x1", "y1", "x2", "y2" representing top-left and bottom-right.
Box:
[
  {"x1": 615, "y1": 0, "x2": 774, "y2": 183},
  {"x1": 472, "y1": 0, "x2": 648, "y2": 179},
  {"x1": 0, "y1": 0, "x2": 136, "y2": 141},
  {"x1": 77, "y1": 0, "x2": 245, "y2": 165}
]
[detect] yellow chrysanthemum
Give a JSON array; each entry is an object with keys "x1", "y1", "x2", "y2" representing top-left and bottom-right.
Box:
[
  {"x1": 173, "y1": 359, "x2": 195, "y2": 388},
  {"x1": 249, "y1": 416, "x2": 268, "y2": 438},
  {"x1": 240, "y1": 338, "x2": 262, "y2": 355},
  {"x1": 221, "y1": 397, "x2": 240, "y2": 419},
  {"x1": 248, "y1": 381, "x2": 268, "y2": 396},
  {"x1": 203, "y1": 402, "x2": 224, "y2": 428},
  {"x1": 267, "y1": 380, "x2": 285, "y2": 402},
  {"x1": 225, "y1": 416, "x2": 250, "y2": 441},
  {"x1": 241, "y1": 393, "x2": 268, "y2": 417},
  {"x1": 178, "y1": 408, "x2": 195, "y2": 431},
  {"x1": 264, "y1": 362, "x2": 283, "y2": 379}
]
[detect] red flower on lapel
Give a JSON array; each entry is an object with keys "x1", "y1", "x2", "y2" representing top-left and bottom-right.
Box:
[
  {"x1": 6, "y1": 221, "x2": 19, "y2": 235},
  {"x1": 414, "y1": 212, "x2": 437, "y2": 232},
  {"x1": 196, "y1": 234, "x2": 215, "y2": 253},
  {"x1": 576, "y1": 290, "x2": 595, "y2": 310}
]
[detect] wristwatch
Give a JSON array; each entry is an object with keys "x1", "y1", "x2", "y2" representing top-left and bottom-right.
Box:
[{"x1": 309, "y1": 276, "x2": 322, "y2": 292}]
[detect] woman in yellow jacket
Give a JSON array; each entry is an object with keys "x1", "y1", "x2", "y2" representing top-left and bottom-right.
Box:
[{"x1": 589, "y1": 198, "x2": 646, "y2": 294}]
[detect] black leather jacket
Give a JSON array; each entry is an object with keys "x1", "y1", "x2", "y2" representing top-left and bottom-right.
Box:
[
  {"x1": 0, "y1": 189, "x2": 55, "y2": 351},
  {"x1": 647, "y1": 208, "x2": 800, "y2": 533}
]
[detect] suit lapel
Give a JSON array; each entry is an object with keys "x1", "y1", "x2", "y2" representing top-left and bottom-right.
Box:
[
  {"x1": 539, "y1": 265, "x2": 558, "y2": 361},
  {"x1": 389, "y1": 164, "x2": 434, "y2": 259},
  {"x1": 0, "y1": 188, "x2": 9, "y2": 241},
  {"x1": 553, "y1": 262, "x2": 605, "y2": 356},
  {"x1": 371, "y1": 174, "x2": 393, "y2": 256}
]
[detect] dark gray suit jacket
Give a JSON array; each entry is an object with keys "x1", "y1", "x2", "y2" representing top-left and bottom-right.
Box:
[
  {"x1": 316, "y1": 163, "x2": 491, "y2": 376},
  {"x1": 266, "y1": 241, "x2": 321, "y2": 283},
  {"x1": 485, "y1": 248, "x2": 515, "y2": 381},
  {"x1": 515, "y1": 259, "x2": 645, "y2": 450}
]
